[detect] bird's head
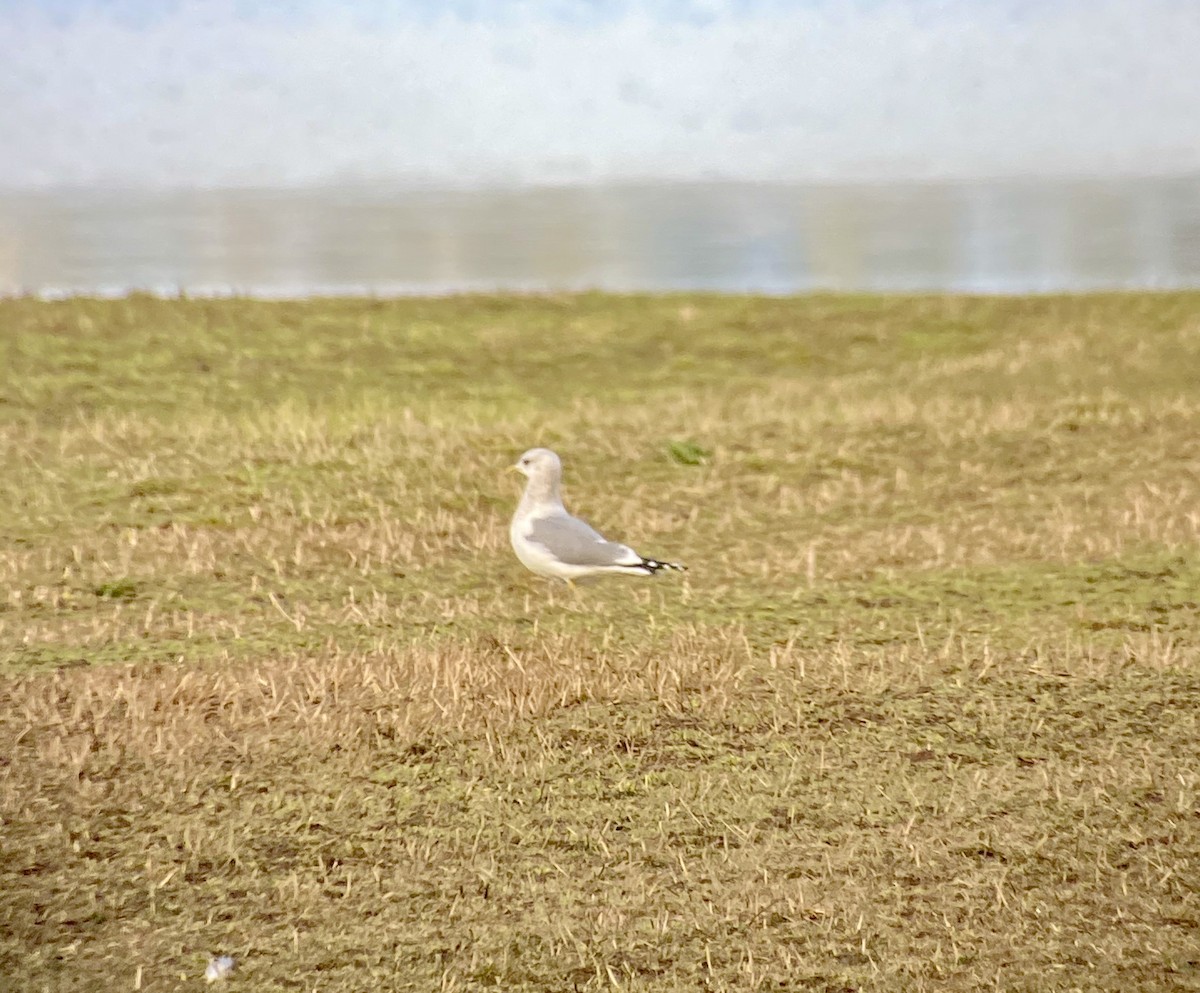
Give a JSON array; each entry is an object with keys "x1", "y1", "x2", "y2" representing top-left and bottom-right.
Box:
[{"x1": 512, "y1": 447, "x2": 562, "y2": 481}]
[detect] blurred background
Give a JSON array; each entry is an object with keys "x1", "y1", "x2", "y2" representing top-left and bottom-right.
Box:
[{"x1": 1, "y1": 0, "x2": 1198, "y2": 297}]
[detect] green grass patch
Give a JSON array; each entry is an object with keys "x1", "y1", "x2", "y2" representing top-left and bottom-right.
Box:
[{"x1": 1, "y1": 291, "x2": 1198, "y2": 990}]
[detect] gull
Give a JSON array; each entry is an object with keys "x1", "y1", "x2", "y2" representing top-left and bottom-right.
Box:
[{"x1": 509, "y1": 448, "x2": 686, "y2": 585}]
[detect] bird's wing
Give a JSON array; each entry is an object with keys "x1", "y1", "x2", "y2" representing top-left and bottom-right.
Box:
[{"x1": 525, "y1": 512, "x2": 642, "y2": 568}]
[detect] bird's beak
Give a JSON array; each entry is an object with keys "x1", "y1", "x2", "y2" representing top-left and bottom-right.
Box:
[{"x1": 507, "y1": 464, "x2": 522, "y2": 475}]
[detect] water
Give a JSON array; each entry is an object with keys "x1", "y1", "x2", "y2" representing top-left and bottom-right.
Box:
[{"x1": 2, "y1": 176, "x2": 1198, "y2": 297}]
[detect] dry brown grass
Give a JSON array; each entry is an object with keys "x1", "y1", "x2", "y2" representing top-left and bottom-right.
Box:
[
  {"x1": 1, "y1": 292, "x2": 1199, "y2": 990},
  {"x1": 3, "y1": 634, "x2": 1198, "y2": 991}
]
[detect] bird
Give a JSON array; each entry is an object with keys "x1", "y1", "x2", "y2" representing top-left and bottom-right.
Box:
[{"x1": 509, "y1": 447, "x2": 687, "y2": 585}]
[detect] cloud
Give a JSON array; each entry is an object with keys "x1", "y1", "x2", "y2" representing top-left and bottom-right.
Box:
[{"x1": 1, "y1": 0, "x2": 1198, "y2": 188}]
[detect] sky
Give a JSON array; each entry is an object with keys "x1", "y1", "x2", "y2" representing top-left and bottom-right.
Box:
[{"x1": 1, "y1": 0, "x2": 1198, "y2": 190}]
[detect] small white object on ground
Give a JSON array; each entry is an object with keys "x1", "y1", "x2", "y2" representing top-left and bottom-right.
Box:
[
  {"x1": 205, "y1": 955, "x2": 235, "y2": 982},
  {"x1": 509, "y1": 448, "x2": 687, "y2": 584}
]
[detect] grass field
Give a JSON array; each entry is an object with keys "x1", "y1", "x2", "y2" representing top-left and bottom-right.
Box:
[{"x1": 1, "y1": 292, "x2": 1198, "y2": 991}]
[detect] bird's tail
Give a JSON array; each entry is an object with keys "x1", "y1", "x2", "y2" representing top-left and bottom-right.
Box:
[{"x1": 639, "y1": 557, "x2": 687, "y2": 576}]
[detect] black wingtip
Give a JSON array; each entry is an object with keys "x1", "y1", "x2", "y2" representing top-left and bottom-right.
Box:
[{"x1": 642, "y1": 558, "x2": 687, "y2": 575}]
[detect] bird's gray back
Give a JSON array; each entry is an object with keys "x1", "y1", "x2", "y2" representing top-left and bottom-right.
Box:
[{"x1": 526, "y1": 513, "x2": 636, "y2": 568}]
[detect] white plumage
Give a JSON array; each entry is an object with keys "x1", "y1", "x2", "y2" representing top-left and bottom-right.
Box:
[{"x1": 509, "y1": 448, "x2": 686, "y2": 584}]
